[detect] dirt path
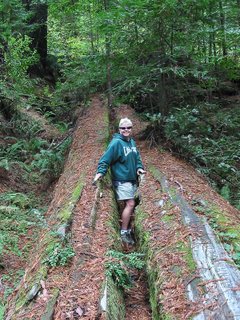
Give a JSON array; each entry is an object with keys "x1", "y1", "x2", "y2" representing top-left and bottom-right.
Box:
[{"x1": 5, "y1": 96, "x2": 240, "y2": 320}]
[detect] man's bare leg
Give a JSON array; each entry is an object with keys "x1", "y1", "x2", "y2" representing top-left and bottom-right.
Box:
[{"x1": 121, "y1": 199, "x2": 135, "y2": 230}]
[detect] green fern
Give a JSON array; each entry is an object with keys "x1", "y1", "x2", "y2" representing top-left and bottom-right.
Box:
[{"x1": 105, "y1": 250, "x2": 145, "y2": 289}]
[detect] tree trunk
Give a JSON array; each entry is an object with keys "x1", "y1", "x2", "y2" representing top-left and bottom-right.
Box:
[
  {"x1": 103, "y1": 0, "x2": 113, "y2": 108},
  {"x1": 170, "y1": 24, "x2": 174, "y2": 56},
  {"x1": 209, "y1": 33, "x2": 213, "y2": 62},
  {"x1": 22, "y1": 0, "x2": 48, "y2": 71},
  {"x1": 106, "y1": 37, "x2": 113, "y2": 108},
  {"x1": 219, "y1": 0, "x2": 227, "y2": 56},
  {"x1": 88, "y1": 4, "x2": 95, "y2": 54},
  {"x1": 237, "y1": 0, "x2": 240, "y2": 26}
]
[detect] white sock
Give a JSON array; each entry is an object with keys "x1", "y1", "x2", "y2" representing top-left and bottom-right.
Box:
[{"x1": 121, "y1": 229, "x2": 128, "y2": 235}]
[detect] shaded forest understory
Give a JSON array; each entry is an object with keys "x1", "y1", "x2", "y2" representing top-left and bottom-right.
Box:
[{"x1": 0, "y1": 96, "x2": 240, "y2": 320}]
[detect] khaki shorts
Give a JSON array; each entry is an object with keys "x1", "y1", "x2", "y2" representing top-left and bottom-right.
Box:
[{"x1": 113, "y1": 181, "x2": 137, "y2": 200}]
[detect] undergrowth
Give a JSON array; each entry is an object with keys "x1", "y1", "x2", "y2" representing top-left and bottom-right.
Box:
[
  {"x1": 44, "y1": 240, "x2": 75, "y2": 267},
  {"x1": 145, "y1": 102, "x2": 240, "y2": 209},
  {"x1": 105, "y1": 250, "x2": 145, "y2": 290},
  {"x1": 0, "y1": 191, "x2": 46, "y2": 310},
  {"x1": 0, "y1": 192, "x2": 46, "y2": 259},
  {"x1": 0, "y1": 135, "x2": 72, "y2": 182}
]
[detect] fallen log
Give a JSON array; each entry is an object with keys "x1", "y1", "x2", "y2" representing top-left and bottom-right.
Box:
[{"x1": 150, "y1": 166, "x2": 240, "y2": 320}]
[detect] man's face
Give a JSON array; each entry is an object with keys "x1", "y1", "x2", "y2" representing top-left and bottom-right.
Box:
[{"x1": 119, "y1": 124, "x2": 132, "y2": 138}]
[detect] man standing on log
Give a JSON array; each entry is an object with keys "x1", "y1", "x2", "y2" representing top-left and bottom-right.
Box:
[{"x1": 94, "y1": 118, "x2": 145, "y2": 245}]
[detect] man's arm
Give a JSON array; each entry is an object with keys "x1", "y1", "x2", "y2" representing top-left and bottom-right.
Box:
[{"x1": 93, "y1": 140, "x2": 118, "y2": 183}]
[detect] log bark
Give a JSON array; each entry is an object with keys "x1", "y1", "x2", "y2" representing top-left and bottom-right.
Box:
[{"x1": 152, "y1": 167, "x2": 240, "y2": 319}]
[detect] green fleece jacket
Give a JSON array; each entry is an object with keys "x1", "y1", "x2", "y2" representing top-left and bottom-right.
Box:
[{"x1": 97, "y1": 133, "x2": 144, "y2": 182}]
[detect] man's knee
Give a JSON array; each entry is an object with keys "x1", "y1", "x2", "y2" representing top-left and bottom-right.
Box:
[{"x1": 126, "y1": 199, "x2": 135, "y2": 209}]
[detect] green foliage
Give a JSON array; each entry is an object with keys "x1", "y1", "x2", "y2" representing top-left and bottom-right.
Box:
[
  {"x1": 164, "y1": 103, "x2": 240, "y2": 208},
  {"x1": 0, "y1": 158, "x2": 10, "y2": 171},
  {"x1": 220, "y1": 185, "x2": 231, "y2": 201},
  {"x1": 0, "y1": 135, "x2": 71, "y2": 183},
  {"x1": 3, "y1": 138, "x2": 47, "y2": 160},
  {"x1": 0, "y1": 234, "x2": 4, "y2": 258},
  {"x1": 0, "y1": 302, "x2": 4, "y2": 320},
  {"x1": 0, "y1": 192, "x2": 45, "y2": 257},
  {"x1": 10, "y1": 114, "x2": 43, "y2": 138},
  {"x1": 0, "y1": 192, "x2": 31, "y2": 209},
  {"x1": 5, "y1": 35, "x2": 38, "y2": 81},
  {"x1": 1, "y1": 269, "x2": 25, "y2": 305},
  {"x1": 0, "y1": 0, "x2": 28, "y2": 42},
  {"x1": 3, "y1": 35, "x2": 38, "y2": 95},
  {"x1": 31, "y1": 137, "x2": 72, "y2": 178},
  {"x1": 216, "y1": 57, "x2": 240, "y2": 81},
  {"x1": 44, "y1": 241, "x2": 75, "y2": 267},
  {"x1": 55, "y1": 121, "x2": 70, "y2": 133},
  {"x1": 105, "y1": 250, "x2": 145, "y2": 289}
]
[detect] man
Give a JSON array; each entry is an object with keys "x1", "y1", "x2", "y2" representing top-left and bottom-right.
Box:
[{"x1": 94, "y1": 117, "x2": 145, "y2": 245}]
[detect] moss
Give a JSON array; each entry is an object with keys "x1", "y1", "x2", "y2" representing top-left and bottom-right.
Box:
[
  {"x1": 135, "y1": 208, "x2": 164, "y2": 319},
  {"x1": 148, "y1": 165, "x2": 164, "y2": 187},
  {"x1": 203, "y1": 204, "x2": 240, "y2": 268},
  {"x1": 197, "y1": 203, "x2": 240, "y2": 245},
  {"x1": 6, "y1": 176, "x2": 84, "y2": 317},
  {"x1": 58, "y1": 208, "x2": 71, "y2": 221},
  {"x1": 0, "y1": 303, "x2": 4, "y2": 320},
  {"x1": 161, "y1": 213, "x2": 173, "y2": 223},
  {"x1": 147, "y1": 267, "x2": 161, "y2": 320},
  {"x1": 100, "y1": 174, "x2": 125, "y2": 317},
  {"x1": 102, "y1": 171, "x2": 123, "y2": 249},
  {"x1": 176, "y1": 241, "x2": 196, "y2": 273},
  {"x1": 14, "y1": 264, "x2": 48, "y2": 312},
  {"x1": 71, "y1": 179, "x2": 85, "y2": 202},
  {"x1": 41, "y1": 288, "x2": 59, "y2": 320},
  {"x1": 97, "y1": 106, "x2": 110, "y2": 147},
  {"x1": 106, "y1": 276, "x2": 125, "y2": 320},
  {"x1": 161, "y1": 199, "x2": 175, "y2": 223},
  {"x1": 58, "y1": 178, "x2": 84, "y2": 222},
  {"x1": 134, "y1": 208, "x2": 149, "y2": 253}
]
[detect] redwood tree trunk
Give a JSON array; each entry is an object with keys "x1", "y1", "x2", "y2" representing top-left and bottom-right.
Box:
[
  {"x1": 103, "y1": 0, "x2": 113, "y2": 108},
  {"x1": 219, "y1": 0, "x2": 227, "y2": 56},
  {"x1": 22, "y1": 0, "x2": 48, "y2": 71}
]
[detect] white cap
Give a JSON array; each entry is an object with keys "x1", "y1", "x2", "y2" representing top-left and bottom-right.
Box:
[{"x1": 119, "y1": 118, "x2": 133, "y2": 127}]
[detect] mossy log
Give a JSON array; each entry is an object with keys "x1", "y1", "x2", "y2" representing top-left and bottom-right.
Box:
[
  {"x1": 40, "y1": 288, "x2": 59, "y2": 320},
  {"x1": 134, "y1": 208, "x2": 162, "y2": 320},
  {"x1": 150, "y1": 166, "x2": 240, "y2": 320},
  {"x1": 4, "y1": 96, "x2": 123, "y2": 320},
  {"x1": 105, "y1": 277, "x2": 125, "y2": 320},
  {"x1": 5, "y1": 178, "x2": 84, "y2": 320},
  {"x1": 98, "y1": 173, "x2": 126, "y2": 320}
]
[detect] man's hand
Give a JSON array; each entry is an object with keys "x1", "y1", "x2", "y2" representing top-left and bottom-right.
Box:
[
  {"x1": 92, "y1": 173, "x2": 103, "y2": 185},
  {"x1": 137, "y1": 168, "x2": 146, "y2": 175}
]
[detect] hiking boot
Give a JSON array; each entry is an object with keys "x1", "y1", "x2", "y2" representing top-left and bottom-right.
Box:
[{"x1": 121, "y1": 230, "x2": 135, "y2": 245}]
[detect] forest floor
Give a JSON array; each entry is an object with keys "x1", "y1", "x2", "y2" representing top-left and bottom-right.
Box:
[{"x1": 1, "y1": 95, "x2": 240, "y2": 319}]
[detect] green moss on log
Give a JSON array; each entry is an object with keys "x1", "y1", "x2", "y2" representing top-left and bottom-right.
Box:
[
  {"x1": 101, "y1": 173, "x2": 125, "y2": 315},
  {"x1": 106, "y1": 277, "x2": 125, "y2": 320},
  {"x1": 197, "y1": 203, "x2": 240, "y2": 268},
  {"x1": 14, "y1": 264, "x2": 48, "y2": 312},
  {"x1": 58, "y1": 177, "x2": 84, "y2": 222},
  {"x1": 135, "y1": 208, "x2": 162, "y2": 319},
  {"x1": 96, "y1": 106, "x2": 110, "y2": 146},
  {"x1": 5, "y1": 176, "x2": 84, "y2": 319},
  {"x1": 40, "y1": 288, "x2": 59, "y2": 320}
]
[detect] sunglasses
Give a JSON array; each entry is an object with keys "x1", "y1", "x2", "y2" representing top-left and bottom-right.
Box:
[{"x1": 119, "y1": 126, "x2": 132, "y2": 130}]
